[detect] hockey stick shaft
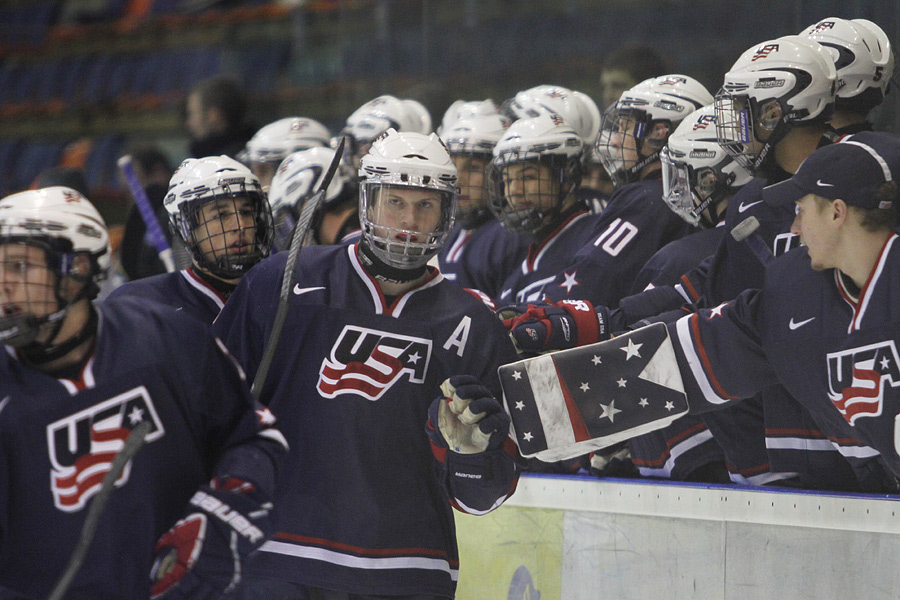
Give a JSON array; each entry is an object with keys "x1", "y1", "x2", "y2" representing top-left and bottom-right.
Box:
[
  {"x1": 251, "y1": 137, "x2": 346, "y2": 402},
  {"x1": 46, "y1": 420, "x2": 153, "y2": 600},
  {"x1": 117, "y1": 155, "x2": 176, "y2": 273}
]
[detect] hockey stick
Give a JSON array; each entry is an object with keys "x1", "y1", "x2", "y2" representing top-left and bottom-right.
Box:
[
  {"x1": 46, "y1": 420, "x2": 153, "y2": 600},
  {"x1": 251, "y1": 137, "x2": 346, "y2": 402},
  {"x1": 117, "y1": 155, "x2": 177, "y2": 273},
  {"x1": 731, "y1": 216, "x2": 775, "y2": 266}
]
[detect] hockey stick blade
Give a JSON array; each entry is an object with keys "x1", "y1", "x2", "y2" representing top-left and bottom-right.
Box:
[
  {"x1": 46, "y1": 420, "x2": 153, "y2": 600},
  {"x1": 117, "y1": 155, "x2": 176, "y2": 273},
  {"x1": 251, "y1": 137, "x2": 346, "y2": 402}
]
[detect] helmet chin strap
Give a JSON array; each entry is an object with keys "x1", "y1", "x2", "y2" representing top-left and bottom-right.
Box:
[
  {"x1": 19, "y1": 302, "x2": 98, "y2": 366},
  {"x1": 357, "y1": 239, "x2": 426, "y2": 284}
]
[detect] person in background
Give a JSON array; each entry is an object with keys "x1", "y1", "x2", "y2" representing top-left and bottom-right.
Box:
[
  {"x1": 185, "y1": 75, "x2": 257, "y2": 159},
  {"x1": 599, "y1": 42, "x2": 669, "y2": 110}
]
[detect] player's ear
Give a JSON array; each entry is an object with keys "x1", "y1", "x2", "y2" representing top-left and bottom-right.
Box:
[{"x1": 831, "y1": 198, "x2": 848, "y2": 224}]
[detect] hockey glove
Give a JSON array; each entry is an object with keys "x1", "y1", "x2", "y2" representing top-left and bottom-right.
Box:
[
  {"x1": 500, "y1": 299, "x2": 608, "y2": 353},
  {"x1": 427, "y1": 375, "x2": 510, "y2": 455},
  {"x1": 150, "y1": 477, "x2": 273, "y2": 600}
]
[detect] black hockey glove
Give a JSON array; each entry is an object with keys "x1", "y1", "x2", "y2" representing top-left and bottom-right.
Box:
[
  {"x1": 150, "y1": 477, "x2": 273, "y2": 599},
  {"x1": 499, "y1": 299, "x2": 609, "y2": 353},
  {"x1": 427, "y1": 375, "x2": 510, "y2": 454}
]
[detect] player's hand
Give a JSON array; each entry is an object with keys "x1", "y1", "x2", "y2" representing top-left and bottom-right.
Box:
[
  {"x1": 427, "y1": 375, "x2": 510, "y2": 455},
  {"x1": 150, "y1": 477, "x2": 273, "y2": 599},
  {"x1": 499, "y1": 299, "x2": 606, "y2": 353}
]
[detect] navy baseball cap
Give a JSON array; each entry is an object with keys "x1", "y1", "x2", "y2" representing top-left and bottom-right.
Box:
[{"x1": 763, "y1": 131, "x2": 900, "y2": 210}]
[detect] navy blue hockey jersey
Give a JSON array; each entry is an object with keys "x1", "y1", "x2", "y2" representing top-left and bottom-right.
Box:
[
  {"x1": 540, "y1": 179, "x2": 695, "y2": 307},
  {"x1": 106, "y1": 268, "x2": 226, "y2": 324},
  {"x1": 214, "y1": 244, "x2": 520, "y2": 598},
  {"x1": 672, "y1": 234, "x2": 900, "y2": 480},
  {"x1": 0, "y1": 298, "x2": 285, "y2": 599},
  {"x1": 438, "y1": 220, "x2": 529, "y2": 299}
]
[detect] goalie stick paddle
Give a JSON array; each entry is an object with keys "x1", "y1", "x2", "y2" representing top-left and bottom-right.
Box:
[
  {"x1": 251, "y1": 137, "x2": 346, "y2": 402},
  {"x1": 117, "y1": 155, "x2": 177, "y2": 273},
  {"x1": 46, "y1": 420, "x2": 153, "y2": 600}
]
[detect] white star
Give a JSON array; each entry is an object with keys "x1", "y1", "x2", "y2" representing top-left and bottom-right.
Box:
[
  {"x1": 881, "y1": 356, "x2": 891, "y2": 370},
  {"x1": 665, "y1": 401, "x2": 675, "y2": 412},
  {"x1": 512, "y1": 370, "x2": 523, "y2": 380},
  {"x1": 559, "y1": 270, "x2": 579, "y2": 294},
  {"x1": 523, "y1": 432, "x2": 534, "y2": 442},
  {"x1": 515, "y1": 401, "x2": 525, "y2": 411},
  {"x1": 408, "y1": 351, "x2": 421, "y2": 364},
  {"x1": 621, "y1": 338, "x2": 643, "y2": 360},
  {"x1": 617, "y1": 378, "x2": 627, "y2": 388},
  {"x1": 709, "y1": 303, "x2": 727, "y2": 319},
  {"x1": 127, "y1": 406, "x2": 144, "y2": 425},
  {"x1": 639, "y1": 398, "x2": 649, "y2": 408},
  {"x1": 599, "y1": 400, "x2": 622, "y2": 423},
  {"x1": 580, "y1": 382, "x2": 590, "y2": 392},
  {"x1": 256, "y1": 407, "x2": 277, "y2": 425},
  {"x1": 592, "y1": 354, "x2": 602, "y2": 365}
]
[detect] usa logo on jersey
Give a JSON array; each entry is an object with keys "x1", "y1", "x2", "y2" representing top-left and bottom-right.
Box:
[
  {"x1": 47, "y1": 387, "x2": 165, "y2": 512},
  {"x1": 318, "y1": 325, "x2": 432, "y2": 400},
  {"x1": 827, "y1": 341, "x2": 900, "y2": 425}
]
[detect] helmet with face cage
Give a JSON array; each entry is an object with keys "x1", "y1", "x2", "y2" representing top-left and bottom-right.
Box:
[
  {"x1": 0, "y1": 186, "x2": 109, "y2": 347},
  {"x1": 714, "y1": 36, "x2": 838, "y2": 174},
  {"x1": 239, "y1": 117, "x2": 331, "y2": 166},
  {"x1": 164, "y1": 156, "x2": 273, "y2": 279},
  {"x1": 441, "y1": 113, "x2": 511, "y2": 228},
  {"x1": 358, "y1": 129, "x2": 458, "y2": 270},
  {"x1": 660, "y1": 104, "x2": 753, "y2": 227},
  {"x1": 597, "y1": 74, "x2": 713, "y2": 188},
  {"x1": 488, "y1": 113, "x2": 584, "y2": 235}
]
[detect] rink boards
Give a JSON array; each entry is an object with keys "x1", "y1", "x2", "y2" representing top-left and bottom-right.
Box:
[{"x1": 455, "y1": 473, "x2": 900, "y2": 599}]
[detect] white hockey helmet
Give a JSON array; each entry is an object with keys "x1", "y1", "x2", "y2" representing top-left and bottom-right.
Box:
[
  {"x1": 488, "y1": 113, "x2": 584, "y2": 235},
  {"x1": 441, "y1": 113, "x2": 511, "y2": 228},
  {"x1": 714, "y1": 35, "x2": 838, "y2": 173},
  {"x1": 164, "y1": 156, "x2": 273, "y2": 279},
  {"x1": 268, "y1": 147, "x2": 357, "y2": 250},
  {"x1": 660, "y1": 104, "x2": 753, "y2": 227},
  {"x1": 0, "y1": 186, "x2": 110, "y2": 346},
  {"x1": 343, "y1": 95, "x2": 433, "y2": 159},
  {"x1": 437, "y1": 99, "x2": 499, "y2": 136},
  {"x1": 597, "y1": 74, "x2": 713, "y2": 187},
  {"x1": 358, "y1": 129, "x2": 458, "y2": 271},
  {"x1": 803, "y1": 18, "x2": 894, "y2": 111},
  {"x1": 507, "y1": 85, "x2": 602, "y2": 144},
  {"x1": 240, "y1": 117, "x2": 332, "y2": 165}
]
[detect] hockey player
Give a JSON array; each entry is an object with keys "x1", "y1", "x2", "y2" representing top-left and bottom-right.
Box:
[
  {"x1": 670, "y1": 131, "x2": 900, "y2": 485},
  {"x1": 803, "y1": 17, "x2": 894, "y2": 140},
  {"x1": 621, "y1": 105, "x2": 794, "y2": 485},
  {"x1": 503, "y1": 84, "x2": 608, "y2": 210},
  {"x1": 524, "y1": 75, "x2": 709, "y2": 308},
  {"x1": 106, "y1": 155, "x2": 273, "y2": 323},
  {"x1": 341, "y1": 94, "x2": 433, "y2": 169},
  {"x1": 0, "y1": 187, "x2": 287, "y2": 599},
  {"x1": 239, "y1": 116, "x2": 332, "y2": 190},
  {"x1": 267, "y1": 146, "x2": 360, "y2": 251},
  {"x1": 215, "y1": 130, "x2": 520, "y2": 599},
  {"x1": 506, "y1": 37, "x2": 882, "y2": 491},
  {"x1": 438, "y1": 112, "x2": 530, "y2": 298}
]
